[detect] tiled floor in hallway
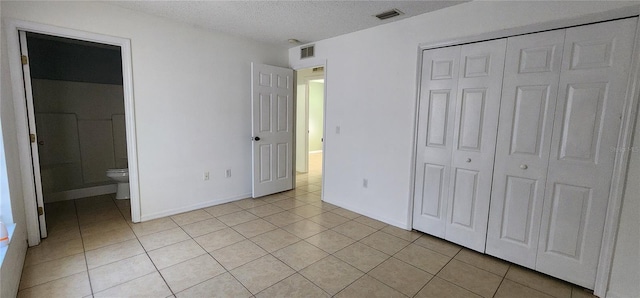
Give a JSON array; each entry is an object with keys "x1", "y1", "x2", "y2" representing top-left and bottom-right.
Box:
[{"x1": 18, "y1": 154, "x2": 596, "y2": 297}]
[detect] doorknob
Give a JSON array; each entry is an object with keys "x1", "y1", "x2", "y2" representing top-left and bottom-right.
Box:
[
  {"x1": 466, "y1": 158, "x2": 472, "y2": 163},
  {"x1": 252, "y1": 136, "x2": 261, "y2": 141},
  {"x1": 520, "y1": 164, "x2": 528, "y2": 170}
]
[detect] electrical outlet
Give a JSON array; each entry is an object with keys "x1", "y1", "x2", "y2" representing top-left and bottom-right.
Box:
[
  {"x1": 203, "y1": 171, "x2": 210, "y2": 181},
  {"x1": 225, "y1": 169, "x2": 231, "y2": 178},
  {"x1": 363, "y1": 178, "x2": 368, "y2": 188}
]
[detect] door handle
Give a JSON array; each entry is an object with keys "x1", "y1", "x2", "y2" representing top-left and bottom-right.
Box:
[
  {"x1": 520, "y1": 164, "x2": 528, "y2": 170},
  {"x1": 252, "y1": 136, "x2": 261, "y2": 141}
]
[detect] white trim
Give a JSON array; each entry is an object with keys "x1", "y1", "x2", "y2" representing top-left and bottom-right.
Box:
[
  {"x1": 309, "y1": 150, "x2": 323, "y2": 154},
  {"x1": 292, "y1": 60, "x2": 328, "y2": 202},
  {"x1": 419, "y1": 6, "x2": 639, "y2": 51},
  {"x1": 408, "y1": 7, "x2": 640, "y2": 296},
  {"x1": 5, "y1": 19, "x2": 141, "y2": 246},
  {"x1": 44, "y1": 184, "x2": 117, "y2": 203},
  {"x1": 595, "y1": 8, "x2": 640, "y2": 297},
  {"x1": 140, "y1": 193, "x2": 251, "y2": 222},
  {"x1": 323, "y1": 196, "x2": 410, "y2": 230}
]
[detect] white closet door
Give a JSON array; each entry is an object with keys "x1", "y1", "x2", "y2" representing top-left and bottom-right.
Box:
[
  {"x1": 486, "y1": 30, "x2": 565, "y2": 268},
  {"x1": 413, "y1": 46, "x2": 461, "y2": 237},
  {"x1": 537, "y1": 18, "x2": 637, "y2": 289},
  {"x1": 446, "y1": 39, "x2": 506, "y2": 252}
]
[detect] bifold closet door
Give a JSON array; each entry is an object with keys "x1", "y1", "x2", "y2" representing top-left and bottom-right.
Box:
[
  {"x1": 486, "y1": 30, "x2": 565, "y2": 268},
  {"x1": 536, "y1": 18, "x2": 637, "y2": 289},
  {"x1": 445, "y1": 39, "x2": 506, "y2": 252},
  {"x1": 413, "y1": 46, "x2": 461, "y2": 237}
]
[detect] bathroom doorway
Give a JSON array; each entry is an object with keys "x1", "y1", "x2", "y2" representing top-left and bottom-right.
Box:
[
  {"x1": 10, "y1": 26, "x2": 138, "y2": 244},
  {"x1": 295, "y1": 67, "x2": 325, "y2": 192},
  {"x1": 26, "y1": 32, "x2": 132, "y2": 238}
]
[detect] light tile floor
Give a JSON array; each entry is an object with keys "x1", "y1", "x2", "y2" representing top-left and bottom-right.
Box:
[{"x1": 18, "y1": 154, "x2": 597, "y2": 297}]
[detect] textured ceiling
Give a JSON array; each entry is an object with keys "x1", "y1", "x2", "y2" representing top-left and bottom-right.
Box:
[{"x1": 108, "y1": 1, "x2": 468, "y2": 47}]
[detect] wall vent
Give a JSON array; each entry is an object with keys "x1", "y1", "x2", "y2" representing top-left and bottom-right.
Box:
[
  {"x1": 300, "y1": 45, "x2": 315, "y2": 59},
  {"x1": 375, "y1": 9, "x2": 403, "y2": 20}
]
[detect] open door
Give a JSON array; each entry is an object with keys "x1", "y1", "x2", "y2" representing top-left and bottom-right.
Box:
[
  {"x1": 19, "y1": 31, "x2": 47, "y2": 238},
  {"x1": 251, "y1": 63, "x2": 294, "y2": 198}
]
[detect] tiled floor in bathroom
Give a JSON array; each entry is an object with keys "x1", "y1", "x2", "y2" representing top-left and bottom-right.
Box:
[{"x1": 17, "y1": 153, "x2": 596, "y2": 297}]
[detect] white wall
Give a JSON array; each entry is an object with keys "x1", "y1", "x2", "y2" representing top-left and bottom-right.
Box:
[
  {"x1": 288, "y1": 1, "x2": 639, "y2": 297},
  {"x1": 308, "y1": 81, "x2": 324, "y2": 152},
  {"x1": 1, "y1": 1, "x2": 288, "y2": 223},
  {"x1": 0, "y1": 1, "x2": 29, "y2": 297}
]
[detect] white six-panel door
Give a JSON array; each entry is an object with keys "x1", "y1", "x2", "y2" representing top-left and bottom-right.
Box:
[
  {"x1": 413, "y1": 46, "x2": 461, "y2": 237},
  {"x1": 486, "y1": 30, "x2": 565, "y2": 268},
  {"x1": 251, "y1": 63, "x2": 294, "y2": 198},
  {"x1": 536, "y1": 18, "x2": 637, "y2": 289},
  {"x1": 445, "y1": 39, "x2": 506, "y2": 252}
]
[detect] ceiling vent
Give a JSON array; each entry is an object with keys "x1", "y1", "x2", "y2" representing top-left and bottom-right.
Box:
[
  {"x1": 375, "y1": 9, "x2": 403, "y2": 20},
  {"x1": 300, "y1": 45, "x2": 314, "y2": 59}
]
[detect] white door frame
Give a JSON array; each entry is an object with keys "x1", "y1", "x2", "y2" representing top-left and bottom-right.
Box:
[
  {"x1": 304, "y1": 75, "x2": 325, "y2": 155},
  {"x1": 408, "y1": 7, "x2": 640, "y2": 297},
  {"x1": 291, "y1": 59, "x2": 327, "y2": 193},
  {"x1": 5, "y1": 19, "x2": 141, "y2": 246}
]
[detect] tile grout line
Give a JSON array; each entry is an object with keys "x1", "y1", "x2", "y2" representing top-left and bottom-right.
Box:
[{"x1": 76, "y1": 197, "x2": 96, "y2": 296}]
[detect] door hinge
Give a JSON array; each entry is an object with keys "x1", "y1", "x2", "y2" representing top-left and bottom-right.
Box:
[
  {"x1": 29, "y1": 134, "x2": 36, "y2": 143},
  {"x1": 37, "y1": 206, "x2": 43, "y2": 216},
  {"x1": 21, "y1": 55, "x2": 28, "y2": 65}
]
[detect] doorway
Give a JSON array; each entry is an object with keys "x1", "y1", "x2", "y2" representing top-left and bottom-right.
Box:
[
  {"x1": 7, "y1": 20, "x2": 139, "y2": 246},
  {"x1": 295, "y1": 67, "x2": 325, "y2": 190},
  {"x1": 25, "y1": 32, "x2": 131, "y2": 238}
]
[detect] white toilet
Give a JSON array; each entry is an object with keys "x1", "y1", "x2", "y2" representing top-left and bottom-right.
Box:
[{"x1": 106, "y1": 168, "x2": 130, "y2": 200}]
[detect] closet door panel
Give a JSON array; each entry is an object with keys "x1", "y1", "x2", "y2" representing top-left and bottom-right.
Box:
[
  {"x1": 446, "y1": 39, "x2": 506, "y2": 252},
  {"x1": 413, "y1": 46, "x2": 461, "y2": 237},
  {"x1": 537, "y1": 18, "x2": 637, "y2": 289},
  {"x1": 486, "y1": 30, "x2": 565, "y2": 268}
]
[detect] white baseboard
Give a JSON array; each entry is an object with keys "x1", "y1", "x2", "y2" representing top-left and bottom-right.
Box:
[
  {"x1": 140, "y1": 193, "x2": 252, "y2": 222},
  {"x1": 44, "y1": 184, "x2": 117, "y2": 203},
  {"x1": 322, "y1": 196, "x2": 411, "y2": 230}
]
